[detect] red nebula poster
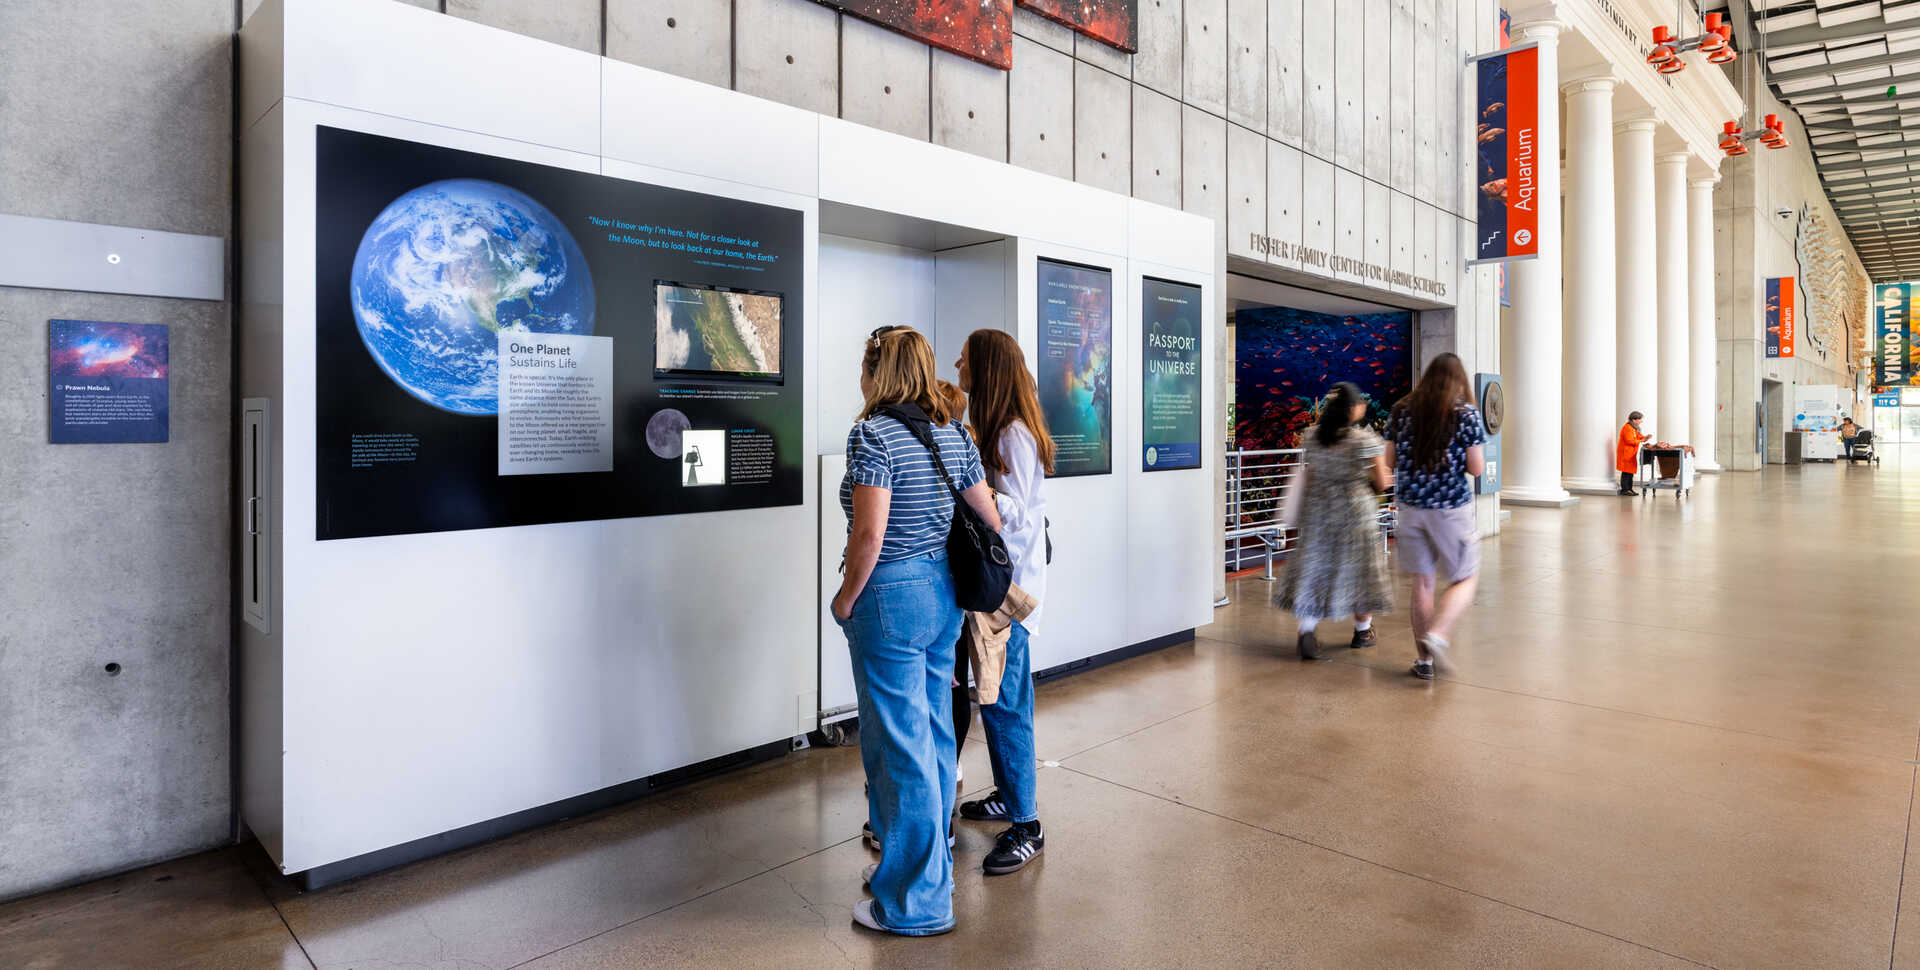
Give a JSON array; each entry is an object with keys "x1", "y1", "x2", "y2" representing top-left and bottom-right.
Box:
[
  {"x1": 814, "y1": 0, "x2": 1014, "y2": 69},
  {"x1": 47, "y1": 319, "x2": 170, "y2": 444},
  {"x1": 1018, "y1": 0, "x2": 1136, "y2": 53}
]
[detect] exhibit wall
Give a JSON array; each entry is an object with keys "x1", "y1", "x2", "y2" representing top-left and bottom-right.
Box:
[
  {"x1": 240, "y1": 0, "x2": 1214, "y2": 877},
  {"x1": 0, "y1": 0, "x2": 235, "y2": 901},
  {"x1": 1713, "y1": 85, "x2": 1873, "y2": 470}
]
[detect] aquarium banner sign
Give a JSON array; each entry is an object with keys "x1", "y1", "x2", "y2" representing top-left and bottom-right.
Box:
[
  {"x1": 1141, "y1": 277, "x2": 1202, "y2": 471},
  {"x1": 1471, "y1": 44, "x2": 1540, "y2": 265},
  {"x1": 1036, "y1": 257, "x2": 1113, "y2": 478},
  {"x1": 1765, "y1": 276, "x2": 1795, "y2": 359},
  {"x1": 314, "y1": 126, "x2": 805, "y2": 540},
  {"x1": 1876, "y1": 282, "x2": 1914, "y2": 387},
  {"x1": 48, "y1": 319, "x2": 169, "y2": 444}
]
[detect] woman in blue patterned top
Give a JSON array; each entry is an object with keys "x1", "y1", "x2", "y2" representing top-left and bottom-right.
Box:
[
  {"x1": 1382, "y1": 353, "x2": 1486, "y2": 680},
  {"x1": 832, "y1": 325, "x2": 1000, "y2": 937}
]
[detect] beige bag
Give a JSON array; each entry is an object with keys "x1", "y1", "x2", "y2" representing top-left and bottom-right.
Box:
[{"x1": 959, "y1": 582, "x2": 1039, "y2": 705}]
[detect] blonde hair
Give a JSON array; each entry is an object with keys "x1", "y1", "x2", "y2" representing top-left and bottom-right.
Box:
[{"x1": 858, "y1": 326, "x2": 954, "y2": 425}]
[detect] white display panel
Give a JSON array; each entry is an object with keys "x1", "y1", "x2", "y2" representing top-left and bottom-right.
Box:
[{"x1": 243, "y1": 0, "x2": 1215, "y2": 877}]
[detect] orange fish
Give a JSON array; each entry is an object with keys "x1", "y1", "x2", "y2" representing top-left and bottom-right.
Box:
[
  {"x1": 1481, "y1": 179, "x2": 1508, "y2": 198},
  {"x1": 1479, "y1": 127, "x2": 1506, "y2": 144},
  {"x1": 1484, "y1": 102, "x2": 1505, "y2": 118}
]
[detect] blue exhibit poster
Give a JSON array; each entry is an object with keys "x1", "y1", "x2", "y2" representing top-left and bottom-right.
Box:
[
  {"x1": 315, "y1": 126, "x2": 805, "y2": 540},
  {"x1": 48, "y1": 319, "x2": 169, "y2": 444},
  {"x1": 1141, "y1": 276, "x2": 1202, "y2": 471},
  {"x1": 1035, "y1": 257, "x2": 1113, "y2": 477}
]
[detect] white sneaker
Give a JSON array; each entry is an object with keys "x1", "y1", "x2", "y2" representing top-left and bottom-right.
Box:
[
  {"x1": 1422, "y1": 636, "x2": 1455, "y2": 675},
  {"x1": 861, "y1": 862, "x2": 878, "y2": 888},
  {"x1": 852, "y1": 898, "x2": 885, "y2": 932}
]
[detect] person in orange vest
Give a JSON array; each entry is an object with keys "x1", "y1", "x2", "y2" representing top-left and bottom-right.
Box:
[{"x1": 1616, "y1": 411, "x2": 1650, "y2": 495}]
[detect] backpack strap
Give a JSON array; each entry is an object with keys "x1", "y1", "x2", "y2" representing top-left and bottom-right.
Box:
[{"x1": 873, "y1": 403, "x2": 965, "y2": 499}]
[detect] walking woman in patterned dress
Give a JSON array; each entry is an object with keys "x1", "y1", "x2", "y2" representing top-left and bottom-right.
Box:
[{"x1": 1275, "y1": 382, "x2": 1395, "y2": 660}]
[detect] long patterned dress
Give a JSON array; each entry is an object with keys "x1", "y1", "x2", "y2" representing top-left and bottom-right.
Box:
[{"x1": 1274, "y1": 428, "x2": 1394, "y2": 620}]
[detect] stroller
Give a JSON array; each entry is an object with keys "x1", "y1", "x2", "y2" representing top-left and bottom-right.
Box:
[{"x1": 1847, "y1": 430, "x2": 1880, "y2": 465}]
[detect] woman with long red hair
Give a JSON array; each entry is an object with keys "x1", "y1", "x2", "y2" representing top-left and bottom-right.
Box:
[{"x1": 952, "y1": 328, "x2": 1053, "y2": 875}]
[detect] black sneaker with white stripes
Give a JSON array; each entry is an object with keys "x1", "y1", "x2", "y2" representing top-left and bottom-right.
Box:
[
  {"x1": 959, "y1": 790, "x2": 1010, "y2": 822},
  {"x1": 982, "y1": 822, "x2": 1043, "y2": 875}
]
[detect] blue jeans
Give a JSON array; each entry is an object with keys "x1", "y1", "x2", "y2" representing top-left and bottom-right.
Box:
[
  {"x1": 838, "y1": 553, "x2": 962, "y2": 934},
  {"x1": 977, "y1": 620, "x2": 1039, "y2": 824}
]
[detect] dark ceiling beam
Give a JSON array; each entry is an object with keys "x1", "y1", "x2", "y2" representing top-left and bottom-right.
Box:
[
  {"x1": 1811, "y1": 133, "x2": 1920, "y2": 153},
  {"x1": 1773, "y1": 50, "x2": 1913, "y2": 84},
  {"x1": 1804, "y1": 116, "x2": 1917, "y2": 133},
  {"x1": 1788, "y1": 72, "x2": 1920, "y2": 103},
  {"x1": 1832, "y1": 191, "x2": 1920, "y2": 212},
  {"x1": 1758, "y1": 14, "x2": 1899, "y2": 49},
  {"x1": 1807, "y1": 158, "x2": 1919, "y2": 175}
]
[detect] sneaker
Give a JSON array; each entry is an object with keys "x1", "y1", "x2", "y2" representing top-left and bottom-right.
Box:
[
  {"x1": 851, "y1": 898, "x2": 953, "y2": 936},
  {"x1": 982, "y1": 823, "x2": 1044, "y2": 875},
  {"x1": 960, "y1": 790, "x2": 1010, "y2": 821},
  {"x1": 863, "y1": 821, "x2": 955, "y2": 851},
  {"x1": 861, "y1": 862, "x2": 878, "y2": 888},
  {"x1": 1422, "y1": 636, "x2": 1455, "y2": 675},
  {"x1": 1297, "y1": 631, "x2": 1322, "y2": 661},
  {"x1": 1350, "y1": 626, "x2": 1377, "y2": 649},
  {"x1": 1411, "y1": 659, "x2": 1435, "y2": 680}
]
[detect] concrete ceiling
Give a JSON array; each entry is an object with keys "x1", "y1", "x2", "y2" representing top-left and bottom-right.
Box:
[{"x1": 1709, "y1": 0, "x2": 1920, "y2": 281}]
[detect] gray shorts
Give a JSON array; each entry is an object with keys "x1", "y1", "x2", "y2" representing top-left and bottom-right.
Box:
[{"x1": 1395, "y1": 503, "x2": 1480, "y2": 579}]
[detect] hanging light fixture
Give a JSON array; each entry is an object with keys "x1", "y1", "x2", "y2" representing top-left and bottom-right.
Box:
[{"x1": 1646, "y1": 9, "x2": 1738, "y2": 75}]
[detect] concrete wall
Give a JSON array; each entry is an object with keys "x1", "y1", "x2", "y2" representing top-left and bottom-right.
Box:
[
  {"x1": 1713, "y1": 85, "x2": 1871, "y2": 470},
  {"x1": 0, "y1": 0, "x2": 235, "y2": 900}
]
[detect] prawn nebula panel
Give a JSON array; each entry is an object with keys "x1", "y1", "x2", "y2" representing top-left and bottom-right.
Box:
[
  {"x1": 314, "y1": 126, "x2": 805, "y2": 540},
  {"x1": 812, "y1": 0, "x2": 1013, "y2": 69},
  {"x1": 1231, "y1": 306, "x2": 1411, "y2": 451},
  {"x1": 1018, "y1": 0, "x2": 1136, "y2": 52},
  {"x1": 48, "y1": 319, "x2": 169, "y2": 444}
]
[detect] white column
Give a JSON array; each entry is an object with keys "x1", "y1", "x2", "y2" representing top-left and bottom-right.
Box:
[
  {"x1": 1614, "y1": 118, "x2": 1659, "y2": 434},
  {"x1": 1501, "y1": 21, "x2": 1571, "y2": 506},
  {"x1": 1688, "y1": 176, "x2": 1720, "y2": 470},
  {"x1": 1655, "y1": 152, "x2": 1691, "y2": 445},
  {"x1": 1560, "y1": 76, "x2": 1619, "y2": 492}
]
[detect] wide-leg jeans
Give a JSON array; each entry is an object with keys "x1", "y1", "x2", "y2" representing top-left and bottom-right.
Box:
[
  {"x1": 838, "y1": 552, "x2": 962, "y2": 934},
  {"x1": 977, "y1": 620, "x2": 1039, "y2": 824}
]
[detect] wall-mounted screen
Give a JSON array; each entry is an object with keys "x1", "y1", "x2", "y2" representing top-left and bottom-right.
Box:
[
  {"x1": 653, "y1": 281, "x2": 784, "y2": 383},
  {"x1": 315, "y1": 126, "x2": 805, "y2": 540},
  {"x1": 1141, "y1": 277, "x2": 1202, "y2": 471},
  {"x1": 1232, "y1": 306, "x2": 1412, "y2": 450},
  {"x1": 1036, "y1": 257, "x2": 1114, "y2": 478}
]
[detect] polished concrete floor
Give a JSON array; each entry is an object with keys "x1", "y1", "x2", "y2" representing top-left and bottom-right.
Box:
[{"x1": 6, "y1": 459, "x2": 1920, "y2": 969}]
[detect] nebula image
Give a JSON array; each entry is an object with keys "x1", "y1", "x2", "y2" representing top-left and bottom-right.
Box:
[
  {"x1": 49, "y1": 320, "x2": 169, "y2": 379},
  {"x1": 1019, "y1": 0, "x2": 1135, "y2": 52},
  {"x1": 814, "y1": 0, "x2": 1012, "y2": 69},
  {"x1": 1233, "y1": 307, "x2": 1412, "y2": 452}
]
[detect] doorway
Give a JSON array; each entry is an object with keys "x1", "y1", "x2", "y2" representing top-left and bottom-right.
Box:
[{"x1": 1763, "y1": 379, "x2": 1786, "y2": 464}]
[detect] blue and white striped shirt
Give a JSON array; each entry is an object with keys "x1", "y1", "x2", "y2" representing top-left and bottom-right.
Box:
[{"x1": 840, "y1": 414, "x2": 986, "y2": 562}]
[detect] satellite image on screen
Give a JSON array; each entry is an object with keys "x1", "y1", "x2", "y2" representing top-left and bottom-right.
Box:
[{"x1": 654, "y1": 282, "x2": 783, "y2": 381}]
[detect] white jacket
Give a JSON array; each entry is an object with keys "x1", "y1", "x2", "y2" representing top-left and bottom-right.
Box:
[{"x1": 988, "y1": 421, "x2": 1048, "y2": 638}]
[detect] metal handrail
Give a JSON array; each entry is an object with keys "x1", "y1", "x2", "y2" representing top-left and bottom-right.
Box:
[{"x1": 1225, "y1": 447, "x2": 1395, "y2": 580}]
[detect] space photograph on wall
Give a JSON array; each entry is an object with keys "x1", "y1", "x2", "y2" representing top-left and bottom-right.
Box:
[
  {"x1": 810, "y1": 0, "x2": 1013, "y2": 69},
  {"x1": 1036, "y1": 258, "x2": 1114, "y2": 477},
  {"x1": 1019, "y1": 0, "x2": 1136, "y2": 52},
  {"x1": 1232, "y1": 306, "x2": 1412, "y2": 451},
  {"x1": 315, "y1": 126, "x2": 806, "y2": 540}
]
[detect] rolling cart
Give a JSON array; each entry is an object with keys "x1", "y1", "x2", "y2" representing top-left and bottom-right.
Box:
[{"x1": 1639, "y1": 447, "x2": 1695, "y2": 499}]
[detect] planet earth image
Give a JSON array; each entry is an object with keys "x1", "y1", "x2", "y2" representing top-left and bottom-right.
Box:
[
  {"x1": 351, "y1": 179, "x2": 595, "y2": 415},
  {"x1": 644, "y1": 408, "x2": 692, "y2": 459}
]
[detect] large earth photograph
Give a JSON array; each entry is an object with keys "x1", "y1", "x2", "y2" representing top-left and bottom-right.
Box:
[{"x1": 350, "y1": 178, "x2": 595, "y2": 415}]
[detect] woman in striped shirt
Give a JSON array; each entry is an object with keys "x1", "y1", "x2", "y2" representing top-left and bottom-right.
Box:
[{"x1": 833, "y1": 325, "x2": 1000, "y2": 936}]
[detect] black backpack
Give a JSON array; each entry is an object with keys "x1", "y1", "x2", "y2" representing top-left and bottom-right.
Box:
[{"x1": 874, "y1": 403, "x2": 1013, "y2": 613}]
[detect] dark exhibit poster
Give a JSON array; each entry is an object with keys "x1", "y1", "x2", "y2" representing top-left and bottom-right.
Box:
[
  {"x1": 1232, "y1": 306, "x2": 1412, "y2": 451},
  {"x1": 315, "y1": 126, "x2": 805, "y2": 540},
  {"x1": 1765, "y1": 276, "x2": 1796, "y2": 359},
  {"x1": 1017, "y1": 0, "x2": 1136, "y2": 53},
  {"x1": 1141, "y1": 277, "x2": 1202, "y2": 471},
  {"x1": 1036, "y1": 258, "x2": 1113, "y2": 477},
  {"x1": 1876, "y1": 282, "x2": 1915, "y2": 387},
  {"x1": 810, "y1": 0, "x2": 1012, "y2": 69},
  {"x1": 48, "y1": 319, "x2": 169, "y2": 444}
]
